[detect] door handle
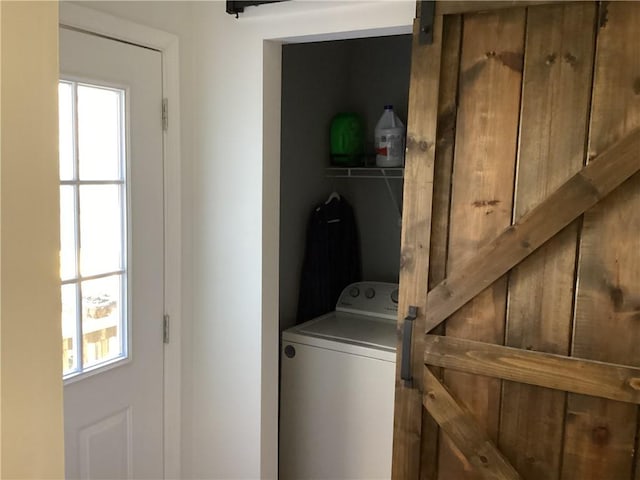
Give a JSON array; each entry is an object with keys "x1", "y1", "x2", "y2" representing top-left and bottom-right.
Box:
[{"x1": 401, "y1": 306, "x2": 418, "y2": 386}]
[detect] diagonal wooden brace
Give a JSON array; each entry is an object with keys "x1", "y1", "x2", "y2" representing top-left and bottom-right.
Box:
[
  {"x1": 423, "y1": 368, "x2": 522, "y2": 480},
  {"x1": 425, "y1": 128, "x2": 640, "y2": 333}
]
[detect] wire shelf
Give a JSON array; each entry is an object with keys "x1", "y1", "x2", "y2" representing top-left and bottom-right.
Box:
[{"x1": 325, "y1": 167, "x2": 404, "y2": 179}]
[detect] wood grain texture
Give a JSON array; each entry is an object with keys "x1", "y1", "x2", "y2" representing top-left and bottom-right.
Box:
[
  {"x1": 637, "y1": 429, "x2": 640, "y2": 480},
  {"x1": 428, "y1": 11, "x2": 462, "y2": 294},
  {"x1": 424, "y1": 127, "x2": 640, "y2": 335},
  {"x1": 437, "y1": 8, "x2": 525, "y2": 480},
  {"x1": 498, "y1": 4, "x2": 596, "y2": 479},
  {"x1": 392, "y1": 16, "x2": 444, "y2": 480},
  {"x1": 562, "y1": 3, "x2": 640, "y2": 479},
  {"x1": 421, "y1": 14, "x2": 463, "y2": 480},
  {"x1": 423, "y1": 369, "x2": 522, "y2": 480},
  {"x1": 436, "y1": 1, "x2": 557, "y2": 16},
  {"x1": 637, "y1": 430, "x2": 640, "y2": 480},
  {"x1": 424, "y1": 335, "x2": 640, "y2": 404}
]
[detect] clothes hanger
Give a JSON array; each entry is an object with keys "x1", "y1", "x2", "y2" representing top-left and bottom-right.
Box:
[
  {"x1": 325, "y1": 191, "x2": 340, "y2": 204},
  {"x1": 317, "y1": 190, "x2": 340, "y2": 211}
]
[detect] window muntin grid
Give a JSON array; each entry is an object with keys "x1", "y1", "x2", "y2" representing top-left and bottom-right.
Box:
[{"x1": 59, "y1": 80, "x2": 129, "y2": 379}]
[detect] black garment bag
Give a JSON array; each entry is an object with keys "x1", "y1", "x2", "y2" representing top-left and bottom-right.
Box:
[{"x1": 297, "y1": 194, "x2": 361, "y2": 323}]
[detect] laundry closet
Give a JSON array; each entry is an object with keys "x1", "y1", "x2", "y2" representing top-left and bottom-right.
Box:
[
  {"x1": 279, "y1": 34, "x2": 412, "y2": 332},
  {"x1": 278, "y1": 34, "x2": 412, "y2": 480}
]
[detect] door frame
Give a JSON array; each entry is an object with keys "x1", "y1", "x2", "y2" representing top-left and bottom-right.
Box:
[
  {"x1": 262, "y1": 20, "x2": 413, "y2": 477},
  {"x1": 58, "y1": 3, "x2": 182, "y2": 478}
]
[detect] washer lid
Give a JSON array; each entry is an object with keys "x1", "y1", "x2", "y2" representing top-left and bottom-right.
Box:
[{"x1": 285, "y1": 311, "x2": 397, "y2": 354}]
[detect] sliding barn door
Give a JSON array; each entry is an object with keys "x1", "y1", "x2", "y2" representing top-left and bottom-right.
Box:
[{"x1": 392, "y1": 2, "x2": 640, "y2": 479}]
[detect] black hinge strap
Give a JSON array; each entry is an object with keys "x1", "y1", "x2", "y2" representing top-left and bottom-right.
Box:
[{"x1": 419, "y1": 0, "x2": 436, "y2": 45}]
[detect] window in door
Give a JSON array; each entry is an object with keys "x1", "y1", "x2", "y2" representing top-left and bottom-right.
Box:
[{"x1": 59, "y1": 80, "x2": 129, "y2": 379}]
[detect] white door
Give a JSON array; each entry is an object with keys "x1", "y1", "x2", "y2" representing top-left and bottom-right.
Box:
[{"x1": 59, "y1": 27, "x2": 164, "y2": 480}]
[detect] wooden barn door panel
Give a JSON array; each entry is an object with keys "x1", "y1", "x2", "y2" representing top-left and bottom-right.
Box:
[
  {"x1": 499, "y1": 4, "x2": 596, "y2": 480},
  {"x1": 392, "y1": 2, "x2": 640, "y2": 480},
  {"x1": 421, "y1": 13, "x2": 463, "y2": 480},
  {"x1": 392, "y1": 13, "x2": 444, "y2": 480},
  {"x1": 438, "y1": 7, "x2": 525, "y2": 480},
  {"x1": 561, "y1": 3, "x2": 640, "y2": 480}
]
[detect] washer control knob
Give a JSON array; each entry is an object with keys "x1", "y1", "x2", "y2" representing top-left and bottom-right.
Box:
[
  {"x1": 365, "y1": 288, "x2": 376, "y2": 299},
  {"x1": 349, "y1": 287, "x2": 360, "y2": 298},
  {"x1": 391, "y1": 289, "x2": 399, "y2": 304},
  {"x1": 284, "y1": 345, "x2": 296, "y2": 358}
]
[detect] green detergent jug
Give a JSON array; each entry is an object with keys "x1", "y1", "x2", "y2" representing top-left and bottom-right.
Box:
[{"x1": 330, "y1": 113, "x2": 364, "y2": 167}]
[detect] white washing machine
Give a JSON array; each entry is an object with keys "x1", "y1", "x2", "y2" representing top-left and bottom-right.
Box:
[{"x1": 279, "y1": 282, "x2": 398, "y2": 480}]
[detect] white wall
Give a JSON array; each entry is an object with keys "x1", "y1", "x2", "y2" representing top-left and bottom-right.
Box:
[
  {"x1": 1, "y1": 2, "x2": 65, "y2": 477},
  {"x1": 71, "y1": 2, "x2": 413, "y2": 478},
  {"x1": 204, "y1": 5, "x2": 413, "y2": 478}
]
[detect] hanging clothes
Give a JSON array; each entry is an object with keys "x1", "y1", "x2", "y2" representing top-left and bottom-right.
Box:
[{"x1": 297, "y1": 194, "x2": 361, "y2": 323}]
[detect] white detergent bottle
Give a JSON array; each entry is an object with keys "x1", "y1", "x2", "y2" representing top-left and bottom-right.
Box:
[{"x1": 374, "y1": 105, "x2": 405, "y2": 167}]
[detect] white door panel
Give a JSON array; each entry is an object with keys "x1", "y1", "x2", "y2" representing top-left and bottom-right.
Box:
[{"x1": 60, "y1": 27, "x2": 164, "y2": 480}]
